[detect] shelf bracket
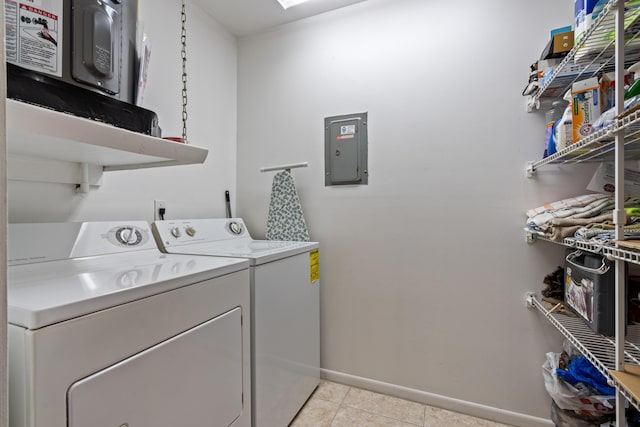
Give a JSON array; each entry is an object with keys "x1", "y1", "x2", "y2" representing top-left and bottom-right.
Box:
[
  {"x1": 525, "y1": 230, "x2": 537, "y2": 244},
  {"x1": 526, "y1": 161, "x2": 536, "y2": 178},
  {"x1": 8, "y1": 154, "x2": 103, "y2": 190},
  {"x1": 525, "y1": 96, "x2": 539, "y2": 113},
  {"x1": 525, "y1": 292, "x2": 536, "y2": 308}
]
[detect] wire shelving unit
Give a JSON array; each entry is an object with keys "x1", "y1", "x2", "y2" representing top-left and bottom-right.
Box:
[{"x1": 526, "y1": 2, "x2": 640, "y2": 421}]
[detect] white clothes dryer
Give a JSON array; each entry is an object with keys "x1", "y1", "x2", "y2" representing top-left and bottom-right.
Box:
[
  {"x1": 8, "y1": 221, "x2": 251, "y2": 427},
  {"x1": 152, "y1": 218, "x2": 320, "y2": 427}
]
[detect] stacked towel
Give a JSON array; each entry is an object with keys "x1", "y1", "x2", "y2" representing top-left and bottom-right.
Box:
[
  {"x1": 526, "y1": 194, "x2": 640, "y2": 242},
  {"x1": 266, "y1": 171, "x2": 310, "y2": 242}
]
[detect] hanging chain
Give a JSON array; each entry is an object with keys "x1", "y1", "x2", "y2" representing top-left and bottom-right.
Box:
[{"x1": 181, "y1": 0, "x2": 188, "y2": 143}]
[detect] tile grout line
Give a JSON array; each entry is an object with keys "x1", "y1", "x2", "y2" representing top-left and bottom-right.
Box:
[
  {"x1": 423, "y1": 404, "x2": 427, "y2": 427},
  {"x1": 328, "y1": 385, "x2": 350, "y2": 426},
  {"x1": 333, "y1": 387, "x2": 423, "y2": 427},
  {"x1": 334, "y1": 402, "x2": 424, "y2": 427},
  {"x1": 337, "y1": 385, "x2": 350, "y2": 405},
  {"x1": 338, "y1": 386, "x2": 425, "y2": 426}
]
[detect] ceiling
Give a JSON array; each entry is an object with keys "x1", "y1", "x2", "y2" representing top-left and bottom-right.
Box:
[{"x1": 191, "y1": 0, "x2": 368, "y2": 37}]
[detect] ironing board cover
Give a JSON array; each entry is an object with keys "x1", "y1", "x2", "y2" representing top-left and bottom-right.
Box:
[{"x1": 266, "y1": 171, "x2": 310, "y2": 242}]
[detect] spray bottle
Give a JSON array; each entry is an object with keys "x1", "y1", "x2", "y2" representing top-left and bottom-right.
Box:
[
  {"x1": 555, "y1": 90, "x2": 573, "y2": 151},
  {"x1": 625, "y1": 62, "x2": 640, "y2": 99}
]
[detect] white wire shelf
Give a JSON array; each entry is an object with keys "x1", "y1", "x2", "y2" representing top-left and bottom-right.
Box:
[
  {"x1": 527, "y1": 294, "x2": 640, "y2": 410},
  {"x1": 531, "y1": 0, "x2": 640, "y2": 105},
  {"x1": 525, "y1": 230, "x2": 603, "y2": 253},
  {"x1": 526, "y1": 230, "x2": 640, "y2": 264},
  {"x1": 526, "y1": 108, "x2": 640, "y2": 173}
]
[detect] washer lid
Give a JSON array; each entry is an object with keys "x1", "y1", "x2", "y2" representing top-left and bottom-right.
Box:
[
  {"x1": 8, "y1": 250, "x2": 249, "y2": 329},
  {"x1": 158, "y1": 238, "x2": 318, "y2": 265},
  {"x1": 152, "y1": 218, "x2": 318, "y2": 265}
]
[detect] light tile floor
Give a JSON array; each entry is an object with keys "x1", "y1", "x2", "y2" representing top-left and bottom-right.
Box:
[{"x1": 290, "y1": 380, "x2": 513, "y2": 427}]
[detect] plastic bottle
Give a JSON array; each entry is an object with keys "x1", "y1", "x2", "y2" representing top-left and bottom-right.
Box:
[
  {"x1": 625, "y1": 62, "x2": 640, "y2": 99},
  {"x1": 555, "y1": 90, "x2": 573, "y2": 151},
  {"x1": 544, "y1": 100, "x2": 565, "y2": 157}
]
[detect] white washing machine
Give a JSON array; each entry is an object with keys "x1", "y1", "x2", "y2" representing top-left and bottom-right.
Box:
[
  {"x1": 152, "y1": 218, "x2": 320, "y2": 427},
  {"x1": 8, "y1": 221, "x2": 252, "y2": 427}
]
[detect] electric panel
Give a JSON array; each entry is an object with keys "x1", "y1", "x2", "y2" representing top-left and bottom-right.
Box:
[{"x1": 324, "y1": 112, "x2": 368, "y2": 186}]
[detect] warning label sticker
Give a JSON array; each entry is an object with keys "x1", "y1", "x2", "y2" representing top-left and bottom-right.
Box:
[
  {"x1": 340, "y1": 125, "x2": 356, "y2": 135},
  {"x1": 310, "y1": 249, "x2": 320, "y2": 283},
  {"x1": 336, "y1": 135, "x2": 355, "y2": 140},
  {"x1": 5, "y1": 0, "x2": 63, "y2": 77}
]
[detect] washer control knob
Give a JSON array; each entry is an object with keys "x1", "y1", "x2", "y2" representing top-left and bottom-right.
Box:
[
  {"x1": 228, "y1": 221, "x2": 243, "y2": 235},
  {"x1": 171, "y1": 227, "x2": 182, "y2": 238},
  {"x1": 185, "y1": 226, "x2": 196, "y2": 237}
]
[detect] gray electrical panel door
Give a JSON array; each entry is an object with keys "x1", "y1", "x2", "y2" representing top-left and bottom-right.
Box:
[{"x1": 325, "y1": 112, "x2": 368, "y2": 186}]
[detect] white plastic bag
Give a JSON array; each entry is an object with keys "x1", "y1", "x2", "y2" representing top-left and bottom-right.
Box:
[{"x1": 542, "y1": 352, "x2": 616, "y2": 417}]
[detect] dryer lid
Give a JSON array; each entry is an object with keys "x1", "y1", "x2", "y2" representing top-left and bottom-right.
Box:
[
  {"x1": 9, "y1": 250, "x2": 248, "y2": 329},
  {"x1": 7, "y1": 221, "x2": 249, "y2": 329}
]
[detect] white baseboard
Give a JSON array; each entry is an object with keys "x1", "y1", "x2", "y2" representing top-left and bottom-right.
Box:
[{"x1": 321, "y1": 369, "x2": 553, "y2": 427}]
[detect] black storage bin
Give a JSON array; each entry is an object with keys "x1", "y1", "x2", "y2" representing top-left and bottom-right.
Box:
[{"x1": 564, "y1": 249, "x2": 627, "y2": 336}]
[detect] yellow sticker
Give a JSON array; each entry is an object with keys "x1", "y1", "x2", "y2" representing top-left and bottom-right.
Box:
[{"x1": 310, "y1": 249, "x2": 320, "y2": 283}]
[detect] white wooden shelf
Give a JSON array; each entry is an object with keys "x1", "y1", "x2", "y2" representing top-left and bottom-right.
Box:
[{"x1": 6, "y1": 99, "x2": 209, "y2": 172}]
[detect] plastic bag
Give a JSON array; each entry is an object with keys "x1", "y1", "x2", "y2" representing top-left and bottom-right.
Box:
[
  {"x1": 542, "y1": 352, "x2": 616, "y2": 417},
  {"x1": 550, "y1": 400, "x2": 613, "y2": 426},
  {"x1": 592, "y1": 95, "x2": 640, "y2": 131},
  {"x1": 556, "y1": 356, "x2": 616, "y2": 396}
]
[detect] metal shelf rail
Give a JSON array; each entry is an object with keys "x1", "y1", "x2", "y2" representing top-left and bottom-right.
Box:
[
  {"x1": 529, "y1": 0, "x2": 640, "y2": 108},
  {"x1": 525, "y1": 230, "x2": 604, "y2": 253},
  {"x1": 526, "y1": 109, "x2": 640, "y2": 175},
  {"x1": 526, "y1": 294, "x2": 640, "y2": 411},
  {"x1": 526, "y1": 230, "x2": 640, "y2": 265}
]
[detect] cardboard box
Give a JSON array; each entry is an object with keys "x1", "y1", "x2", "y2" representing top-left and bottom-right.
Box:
[
  {"x1": 538, "y1": 58, "x2": 562, "y2": 71},
  {"x1": 572, "y1": 77, "x2": 601, "y2": 142},
  {"x1": 551, "y1": 26, "x2": 572, "y2": 38},
  {"x1": 541, "y1": 30, "x2": 575, "y2": 59},
  {"x1": 552, "y1": 31, "x2": 574, "y2": 55}
]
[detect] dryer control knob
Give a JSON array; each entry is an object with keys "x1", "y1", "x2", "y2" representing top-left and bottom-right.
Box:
[
  {"x1": 171, "y1": 227, "x2": 182, "y2": 238},
  {"x1": 228, "y1": 221, "x2": 243, "y2": 235},
  {"x1": 185, "y1": 226, "x2": 196, "y2": 237}
]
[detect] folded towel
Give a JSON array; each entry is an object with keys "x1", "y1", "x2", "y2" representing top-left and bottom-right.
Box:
[{"x1": 526, "y1": 194, "x2": 610, "y2": 218}]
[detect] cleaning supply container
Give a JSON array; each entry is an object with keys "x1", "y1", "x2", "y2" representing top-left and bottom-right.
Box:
[{"x1": 564, "y1": 249, "x2": 627, "y2": 336}]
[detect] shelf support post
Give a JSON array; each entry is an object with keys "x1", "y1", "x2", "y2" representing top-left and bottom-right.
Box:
[
  {"x1": 614, "y1": 0, "x2": 626, "y2": 424},
  {"x1": 76, "y1": 163, "x2": 90, "y2": 194}
]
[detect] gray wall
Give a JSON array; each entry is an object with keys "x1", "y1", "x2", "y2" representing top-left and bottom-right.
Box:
[{"x1": 237, "y1": 0, "x2": 597, "y2": 423}]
